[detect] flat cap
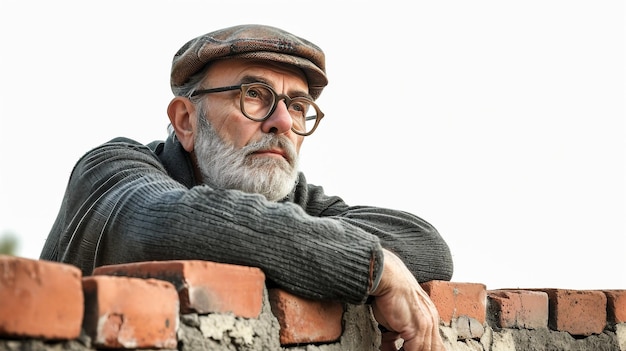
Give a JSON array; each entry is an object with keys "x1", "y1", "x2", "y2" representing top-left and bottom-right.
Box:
[{"x1": 171, "y1": 24, "x2": 328, "y2": 100}]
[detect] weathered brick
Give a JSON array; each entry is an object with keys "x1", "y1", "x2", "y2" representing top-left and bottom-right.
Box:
[
  {"x1": 531, "y1": 289, "x2": 606, "y2": 336},
  {"x1": 82, "y1": 275, "x2": 178, "y2": 349},
  {"x1": 268, "y1": 288, "x2": 344, "y2": 345},
  {"x1": 487, "y1": 289, "x2": 548, "y2": 329},
  {"x1": 93, "y1": 260, "x2": 265, "y2": 318},
  {"x1": 421, "y1": 281, "x2": 486, "y2": 325},
  {"x1": 0, "y1": 255, "x2": 83, "y2": 339},
  {"x1": 604, "y1": 290, "x2": 626, "y2": 324}
]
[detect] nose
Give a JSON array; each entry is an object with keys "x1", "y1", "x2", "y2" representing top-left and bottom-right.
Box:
[{"x1": 260, "y1": 100, "x2": 292, "y2": 135}]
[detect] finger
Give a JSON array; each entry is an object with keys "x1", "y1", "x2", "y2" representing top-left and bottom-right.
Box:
[
  {"x1": 401, "y1": 327, "x2": 432, "y2": 351},
  {"x1": 403, "y1": 327, "x2": 445, "y2": 351},
  {"x1": 432, "y1": 327, "x2": 446, "y2": 351}
]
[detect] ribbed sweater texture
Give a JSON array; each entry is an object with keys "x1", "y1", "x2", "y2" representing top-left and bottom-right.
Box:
[{"x1": 40, "y1": 134, "x2": 453, "y2": 303}]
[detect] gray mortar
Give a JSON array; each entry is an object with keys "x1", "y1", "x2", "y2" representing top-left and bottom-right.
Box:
[
  {"x1": 177, "y1": 288, "x2": 382, "y2": 351},
  {"x1": 177, "y1": 289, "x2": 282, "y2": 350},
  {"x1": 441, "y1": 323, "x2": 623, "y2": 351},
  {"x1": 5, "y1": 287, "x2": 622, "y2": 351}
]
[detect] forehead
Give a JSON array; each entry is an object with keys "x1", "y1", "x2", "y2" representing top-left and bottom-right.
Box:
[{"x1": 203, "y1": 59, "x2": 308, "y2": 88}]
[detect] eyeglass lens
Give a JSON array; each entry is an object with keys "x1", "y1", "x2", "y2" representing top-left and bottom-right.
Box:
[{"x1": 242, "y1": 84, "x2": 318, "y2": 135}]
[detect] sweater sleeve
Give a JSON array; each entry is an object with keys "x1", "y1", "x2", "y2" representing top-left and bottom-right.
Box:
[
  {"x1": 40, "y1": 139, "x2": 383, "y2": 304},
  {"x1": 292, "y1": 181, "x2": 454, "y2": 284}
]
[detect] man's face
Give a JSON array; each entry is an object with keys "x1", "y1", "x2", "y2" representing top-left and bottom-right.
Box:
[
  {"x1": 190, "y1": 59, "x2": 309, "y2": 201},
  {"x1": 198, "y1": 58, "x2": 309, "y2": 150}
]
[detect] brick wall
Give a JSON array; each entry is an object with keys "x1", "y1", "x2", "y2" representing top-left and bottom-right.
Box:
[{"x1": 1, "y1": 255, "x2": 624, "y2": 351}]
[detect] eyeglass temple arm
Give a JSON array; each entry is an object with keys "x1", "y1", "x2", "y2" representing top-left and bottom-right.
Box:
[{"x1": 190, "y1": 85, "x2": 242, "y2": 97}]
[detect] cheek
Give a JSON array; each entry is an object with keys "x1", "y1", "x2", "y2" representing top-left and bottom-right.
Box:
[
  {"x1": 205, "y1": 101, "x2": 257, "y2": 147},
  {"x1": 293, "y1": 136, "x2": 304, "y2": 153},
  {"x1": 218, "y1": 116, "x2": 261, "y2": 148}
]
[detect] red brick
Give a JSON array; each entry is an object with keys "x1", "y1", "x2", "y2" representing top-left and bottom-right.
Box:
[
  {"x1": 93, "y1": 260, "x2": 265, "y2": 318},
  {"x1": 82, "y1": 275, "x2": 178, "y2": 349},
  {"x1": 532, "y1": 289, "x2": 606, "y2": 336},
  {"x1": 420, "y1": 281, "x2": 486, "y2": 325},
  {"x1": 268, "y1": 288, "x2": 344, "y2": 345},
  {"x1": 487, "y1": 289, "x2": 548, "y2": 329},
  {"x1": 0, "y1": 255, "x2": 83, "y2": 339},
  {"x1": 604, "y1": 290, "x2": 626, "y2": 324}
]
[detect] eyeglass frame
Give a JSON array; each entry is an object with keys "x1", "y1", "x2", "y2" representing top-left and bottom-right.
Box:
[{"x1": 190, "y1": 82, "x2": 324, "y2": 136}]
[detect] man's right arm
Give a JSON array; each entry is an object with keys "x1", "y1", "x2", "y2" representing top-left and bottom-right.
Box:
[{"x1": 40, "y1": 139, "x2": 384, "y2": 304}]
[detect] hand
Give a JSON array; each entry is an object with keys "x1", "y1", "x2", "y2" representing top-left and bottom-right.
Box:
[{"x1": 370, "y1": 249, "x2": 445, "y2": 351}]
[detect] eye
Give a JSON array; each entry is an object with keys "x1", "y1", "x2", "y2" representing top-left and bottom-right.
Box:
[
  {"x1": 244, "y1": 84, "x2": 273, "y2": 105},
  {"x1": 289, "y1": 100, "x2": 310, "y2": 113},
  {"x1": 288, "y1": 100, "x2": 313, "y2": 130},
  {"x1": 245, "y1": 86, "x2": 262, "y2": 99}
]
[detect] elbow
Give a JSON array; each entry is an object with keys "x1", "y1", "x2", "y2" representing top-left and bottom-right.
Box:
[{"x1": 432, "y1": 242, "x2": 454, "y2": 282}]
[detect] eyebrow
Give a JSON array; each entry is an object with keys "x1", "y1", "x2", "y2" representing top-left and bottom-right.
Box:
[{"x1": 239, "y1": 75, "x2": 313, "y2": 100}]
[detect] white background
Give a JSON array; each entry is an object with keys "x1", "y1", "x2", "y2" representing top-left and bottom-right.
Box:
[{"x1": 1, "y1": 0, "x2": 624, "y2": 290}]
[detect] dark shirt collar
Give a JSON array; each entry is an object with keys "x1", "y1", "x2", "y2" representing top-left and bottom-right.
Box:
[{"x1": 149, "y1": 132, "x2": 198, "y2": 189}]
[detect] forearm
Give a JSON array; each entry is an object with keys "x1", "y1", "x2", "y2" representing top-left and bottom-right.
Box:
[
  {"x1": 295, "y1": 183, "x2": 453, "y2": 283},
  {"x1": 334, "y1": 207, "x2": 453, "y2": 283},
  {"x1": 49, "y1": 142, "x2": 382, "y2": 303},
  {"x1": 98, "y1": 185, "x2": 383, "y2": 302}
]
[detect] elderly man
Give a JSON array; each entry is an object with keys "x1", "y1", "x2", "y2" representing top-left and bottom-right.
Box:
[{"x1": 40, "y1": 24, "x2": 453, "y2": 351}]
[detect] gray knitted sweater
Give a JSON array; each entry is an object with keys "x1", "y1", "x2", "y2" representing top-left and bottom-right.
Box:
[{"x1": 40, "y1": 134, "x2": 453, "y2": 304}]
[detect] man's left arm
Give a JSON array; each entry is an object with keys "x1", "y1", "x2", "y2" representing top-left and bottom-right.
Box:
[
  {"x1": 337, "y1": 206, "x2": 453, "y2": 283},
  {"x1": 293, "y1": 178, "x2": 453, "y2": 283}
]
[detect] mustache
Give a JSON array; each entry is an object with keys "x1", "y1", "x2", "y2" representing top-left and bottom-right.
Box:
[{"x1": 243, "y1": 134, "x2": 298, "y2": 165}]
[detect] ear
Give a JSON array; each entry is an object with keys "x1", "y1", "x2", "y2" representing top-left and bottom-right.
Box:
[{"x1": 167, "y1": 97, "x2": 196, "y2": 152}]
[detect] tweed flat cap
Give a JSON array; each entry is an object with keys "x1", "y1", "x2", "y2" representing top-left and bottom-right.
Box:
[{"x1": 171, "y1": 24, "x2": 328, "y2": 100}]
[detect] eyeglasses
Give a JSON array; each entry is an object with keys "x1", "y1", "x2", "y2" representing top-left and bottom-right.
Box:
[{"x1": 191, "y1": 82, "x2": 324, "y2": 136}]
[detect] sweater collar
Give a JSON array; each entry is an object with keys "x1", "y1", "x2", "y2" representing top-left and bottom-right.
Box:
[{"x1": 151, "y1": 132, "x2": 198, "y2": 189}]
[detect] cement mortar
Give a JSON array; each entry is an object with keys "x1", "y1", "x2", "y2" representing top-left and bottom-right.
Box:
[
  {"x1": 616, "y1": 323, "x2": 626, "y2": 351},
  {"x1": 439, "y1": 323, "x2": 623, "y2": 351},
  {"x1": 3, "y1": 292, "x2": 623, "y2": 351},
  {"x1": 506, "y1": 328, "x2": 620, "y2": 351},
  {"x1": 177, "y1": 289, "x2": 282, "y2": 351},
  {"x1": 177, "y1": 286, "x2": 382, "y2": 351}
]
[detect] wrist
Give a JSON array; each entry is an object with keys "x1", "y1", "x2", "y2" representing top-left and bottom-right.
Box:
[{"x1": 367, "y1": 246, "x2": 385, "y2": 298}]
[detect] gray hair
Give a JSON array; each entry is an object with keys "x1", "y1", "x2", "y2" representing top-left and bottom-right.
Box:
[
  {"x1": 168, "y1": 64, "x2": 212, "y2": 136},
  {"x1": 171, "y1": 64, "x2": 212, "y2": 101}
]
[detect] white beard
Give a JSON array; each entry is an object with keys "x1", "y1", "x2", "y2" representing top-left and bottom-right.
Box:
[{"x1": 193, "y1": 107, "x2": 300, "y2": 201}]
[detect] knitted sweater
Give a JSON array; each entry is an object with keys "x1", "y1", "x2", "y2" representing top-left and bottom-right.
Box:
[{"x1": 40, "y1": 133, "x2": 453, "y2": 304}]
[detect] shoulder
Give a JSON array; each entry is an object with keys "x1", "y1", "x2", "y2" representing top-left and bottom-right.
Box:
[
  {"x1": 289, "y1": 173, "x2": 350, "y2": 216},
  {"x1": 83, "y1": 137, "x2": 161, "y2": 157},
  {"x1": 71, "y1": 137, "x2": 165, "y2": 176}
]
